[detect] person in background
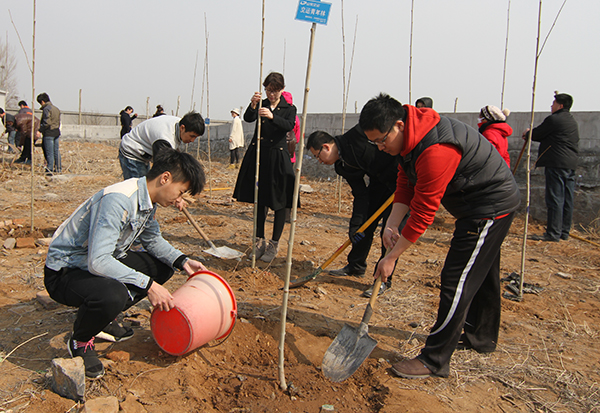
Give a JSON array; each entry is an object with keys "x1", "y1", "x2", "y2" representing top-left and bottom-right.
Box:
[
  {"x1": 36, "y1": 93, "x2": 61, "y2": 175},
  {"x1": 0, "y1": 108, "x2": 17, "y2": 153},
  {"x1": 360, "y1": 93, "x2": 519, "y2": 379},
  {"x1": 120, "y1": 106, "x2": 138, "y2": 138},
  {"x1": 478, "y1": 105, "x2": 512, "y2": 167},
  {"x1": 119, "y1": 112, "x2": 205, "y2": 181},
  {"x1": 523, "y1": 92, "x2": 579, "y2": 242},
  {"x1": 306, "y1": 126, "x2": 400, "y2": 297},
  {"x1": 153, "y1": 105, "x2": 165, "y2": 118},
  {"x1": 233, "y1": 72, "x2": 297, "y2": 262},
  {"x1": 44, "y1": 149, "x2": 207, "y2": 379},
  {"x1": 14, "y1": 101, "x2": 37, "y2": 165},
  {"x1": 227, "y1": 108, "x2": 244, "y2": 169},
  {"x1": 415, "y1": 97, "x2": 433, "y2": 109}
]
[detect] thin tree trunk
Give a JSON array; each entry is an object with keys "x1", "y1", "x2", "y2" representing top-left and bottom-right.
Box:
[
  {"x1": 190, "y1": 49, "x2": 198, "y2": 112},
  {"x1": 520, "y1": 0, "x2": 543, "y2": 301},
  {"x1": 500, "y1": 0, "x2": 511, "y2": 109},
  {"x1": 519, "y1": 0, "x2": 567, "y2": 299},
  {"x1": 204, "y1": 13, "x2": 212, "y2": 197},
  {"x1": 251, "y1": 0, "x2": 265, "y2": 268},
  {"x1": 408, "y1": 0, "x2": 415, "y2": 104},
  {"x1": 279, "y1": 22, "x2": 317, "y2": 392},
  {"x1": 29, "y1": 0, "x2": 36, "y2": 233}
]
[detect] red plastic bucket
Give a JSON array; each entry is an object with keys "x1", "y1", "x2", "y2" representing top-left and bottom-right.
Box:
[{"x1": 150, "y1": 270, "x2": 237, "y2": 356}]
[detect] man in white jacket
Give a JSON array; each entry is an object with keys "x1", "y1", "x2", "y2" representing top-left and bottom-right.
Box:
[
  {"x1": 228, "y1": 108, "x2": 244, "y2": 168},
  {"x1": 119, "y1": 111, "x2": 205, "y2": 179}
]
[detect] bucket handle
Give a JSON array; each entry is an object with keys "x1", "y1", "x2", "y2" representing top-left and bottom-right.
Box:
[{"x1": 203, "y1": 311, "x2": 237, "y2": 348}]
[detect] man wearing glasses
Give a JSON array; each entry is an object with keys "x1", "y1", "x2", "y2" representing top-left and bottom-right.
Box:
[
  {"x1": 359, "y1": 93, "x2": 520, "y2": 379},
  {"x1": 306, "y1": 126, "x2": 400, "y2": 297}
]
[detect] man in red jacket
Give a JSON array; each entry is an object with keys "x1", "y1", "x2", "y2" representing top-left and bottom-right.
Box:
[{"x1": 359, "y1": 93, "x2": 520, "y2": 379}]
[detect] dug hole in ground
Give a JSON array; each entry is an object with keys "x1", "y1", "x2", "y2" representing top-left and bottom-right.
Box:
[{"x1": 0, "y1": 140, "x2": 599, "y2": 412}]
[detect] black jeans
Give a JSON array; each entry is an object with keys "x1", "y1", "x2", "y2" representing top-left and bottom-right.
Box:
[
  {"x1": 44, "y1": 252, "x2": 174, "y2": 342},
  {"x1": 418, "y1": 212, "x2": 515, "y2": 377},
  {"x1": 544, "y1": 167, "x2": 575, "y2": 240}
]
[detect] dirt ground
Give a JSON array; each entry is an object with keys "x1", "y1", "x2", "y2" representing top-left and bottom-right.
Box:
[{"x1": 0, "y1": 140, "x2": 599, "y2": 413}]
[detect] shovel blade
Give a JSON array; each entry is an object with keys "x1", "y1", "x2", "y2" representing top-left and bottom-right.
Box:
[
  {"x1": 322, "y1": 322, "x2": 378, "y2": 382},
  {"x1": 202, "y1": 246, "x2": 244, "y2": 260},
  {"x1": 289, "y1": 268, "x2": 322, "y2": 289}
]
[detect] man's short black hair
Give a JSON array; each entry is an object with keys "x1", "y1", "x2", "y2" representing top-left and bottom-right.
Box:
[
  {"x1": 359, "y1": 93, "x2": 406, "y2": 132},
  {"x1": 146, "y1": 148, "x2": 205, "y2": 195},
  {"x1": 554, "y1": 93, "x2": 573, "y2": 111},
  {"x1": 306, "y1": 130, "x2": 334, "y2": 151},
  {"x1": 18, "y1": 101, "x2": 27, "y2": 107},
  {"x1": 125, "y1": 106, "x2": 134, "y2": 112},
  {"x1": 179, "y1": 112, "x2": 205, "y2": 136},
  {"x1": 37, "y1": 93, "x2": 50, "y2": 105}
]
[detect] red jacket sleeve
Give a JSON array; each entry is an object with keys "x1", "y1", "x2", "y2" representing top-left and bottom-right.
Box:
[{"x1": 395, "y1": 143, "x2": 462, "y2": 242}]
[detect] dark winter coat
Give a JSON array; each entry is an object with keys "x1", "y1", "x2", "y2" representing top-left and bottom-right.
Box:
[
  {"x1": 15, "y1": 112, "x2": 40, "y2": 145},
  {"x1": 333, "y1": 125, "x2": 398, "y2": 233},
  {"x1": 530, "y1": 109, "x2": 579, "y2": 170},
  {"x1": 120, "y1": 110, "x2": 138, "y2": 138},
  {"x1": 233, "y1": 97, "x2": 297, "y2": 210}
]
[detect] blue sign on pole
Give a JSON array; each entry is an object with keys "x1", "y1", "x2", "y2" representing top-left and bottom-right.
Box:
[
  {"x1": 295, "y1": 0, "x2": 332, "y2": 25},
  {"x1": 205, "y1": 117, "x2": 210, "y2": 125}
]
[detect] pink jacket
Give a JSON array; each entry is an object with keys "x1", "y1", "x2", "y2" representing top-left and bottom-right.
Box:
[{"x1": 282, "y1": 91, "x2": 301, "y2": 163}]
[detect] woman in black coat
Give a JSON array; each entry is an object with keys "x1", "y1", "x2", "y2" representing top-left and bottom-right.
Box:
[{"x1": 233, "y1": 72, "x2": 297, "y2": 262}]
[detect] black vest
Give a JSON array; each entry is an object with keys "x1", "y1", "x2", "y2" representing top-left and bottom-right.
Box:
[{"x1": 398, "y1": 116, "x2": 520, "y2": 220}]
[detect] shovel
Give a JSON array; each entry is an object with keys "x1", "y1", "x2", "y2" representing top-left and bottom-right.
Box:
[
  {"x1": 322, "y1": 275, "x2": 383, "y2": 382},
  {"x1": 182, "y1": 207, "x2": 245, "y2": 260},
  {"x1": 289, "y1": 194, "x2": 394, "y2": 289}
]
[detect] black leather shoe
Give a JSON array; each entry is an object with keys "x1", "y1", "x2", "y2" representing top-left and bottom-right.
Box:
[
  {"x1": 328, "y1": 265, "x2": 365, "y2": 277},
  {"x1": 529, "y1": 233, "x2": 559, "y2": 242}
]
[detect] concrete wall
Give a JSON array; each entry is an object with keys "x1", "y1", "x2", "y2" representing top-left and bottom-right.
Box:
[{"x1": 45, "y1": 110, "x2": 600, "y2": 228}]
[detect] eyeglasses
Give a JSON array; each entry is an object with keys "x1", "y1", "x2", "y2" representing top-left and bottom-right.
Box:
[
  {"x1": 368, "y1": 124, "x2": 395, "y2": 146},
  {"x1": 316, "y1": 147, "x2": 323, "y2": 160},
  {"x1": 265, "y1": 87, "x2": 282, "y2": 94}
]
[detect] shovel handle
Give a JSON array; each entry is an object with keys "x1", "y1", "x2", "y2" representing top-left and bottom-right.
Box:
[
  {"x1": 319, "y1": 194, "x2": 395, "y2": 271},
  {"x1": 182, "y1": 207, "x2": 217, "y2": 249}
]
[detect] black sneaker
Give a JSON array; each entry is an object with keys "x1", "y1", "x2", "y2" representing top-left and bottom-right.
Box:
[
  {"x1": 328, "y1": 265, "x2": 365, "y2": 277},
  {"x1": 529, "y1": 233, "x2": 559, "y2": 242},
  {"x1": 361, "y1": 281, "x2": 391, "y2": 298},
  {"x1": 95, "y1": 320, "x2": 134, "y2": 342},
  {"x1": 68, "y1": 335, "x2": 105, "y2": 378}
]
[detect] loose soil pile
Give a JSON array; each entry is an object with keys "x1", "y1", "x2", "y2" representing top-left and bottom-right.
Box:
[{"x1": 0, "y1": 141, "x2": 599, "y2": 412}]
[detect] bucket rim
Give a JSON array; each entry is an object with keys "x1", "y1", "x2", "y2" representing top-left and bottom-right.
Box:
[{"x1": 188, "y1": 270, "x2": 237, "y2": 340}]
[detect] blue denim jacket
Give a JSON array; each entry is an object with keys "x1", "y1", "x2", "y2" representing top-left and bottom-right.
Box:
[{"x1": 45, "y1": 177, "x2": 183, "y2": 289}]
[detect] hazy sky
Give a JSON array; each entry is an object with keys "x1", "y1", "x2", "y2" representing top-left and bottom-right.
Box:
[{"x1": 2, "y1": 0, "x2": 599, "y2": 120}]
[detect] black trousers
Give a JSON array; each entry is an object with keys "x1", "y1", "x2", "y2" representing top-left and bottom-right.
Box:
[
  {"x1": 44, "y1": 252, "x2": 174, "y2": 342},
  {"x1": 418, "y1": 212, "x2": 515, "y2": 376},
  {"x1": 347, "y1": 189, "x2": 405, "y2": 282}
]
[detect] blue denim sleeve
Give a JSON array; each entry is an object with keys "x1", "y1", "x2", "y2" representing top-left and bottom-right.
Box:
[
  {"x1": 138, "y1": 212, "x2": 184, "y2": 266},
  {"x1": 86, "y1": 194, "x2": 153, "y2": 289}
]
